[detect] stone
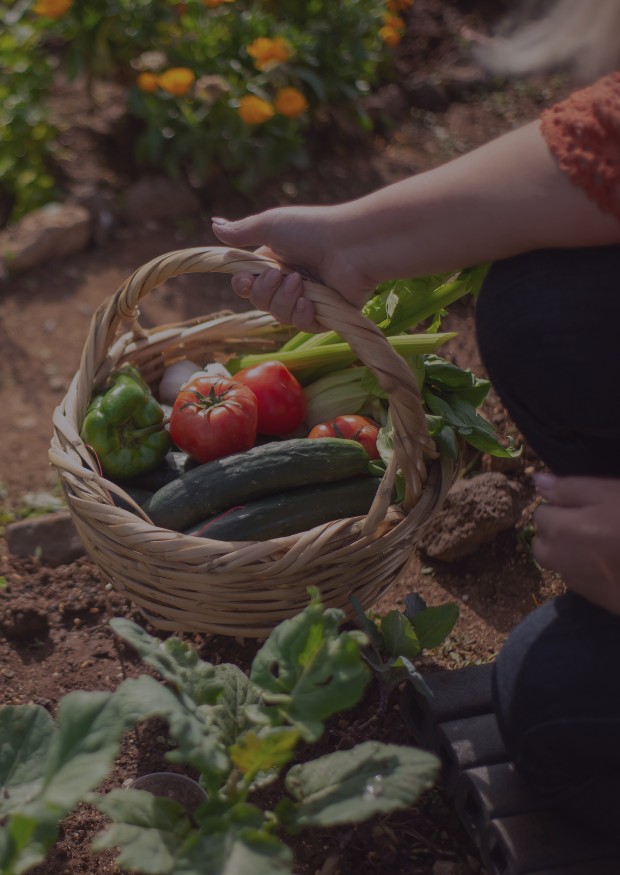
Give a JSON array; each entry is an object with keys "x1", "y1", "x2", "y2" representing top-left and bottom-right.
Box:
[
  {"x1": 121, "y1": 176, "x2": 201, "y2": 223},
  {"x1": 401, "y1": 74, "x2": 450, "y2": 112},
  {"x1": 0, "y1": 203, "x2": 92, "y2": 275},
  {"x1": 5, "y1": 511, "x2": 85, "y2": 567},
  {"x1": 418, "y1": 472, "x2": 524, "y2": 562}
]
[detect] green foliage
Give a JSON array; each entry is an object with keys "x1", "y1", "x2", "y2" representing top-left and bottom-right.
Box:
[
  {"x1": 352, "y1": 592, "x2": 459, "y2": 698},
  {"x1": 2, "y1": 0, "x2": 401, "y2": 219},
  {"x1": 0, "y1": 591, "x2": 439, "y2": 874},
  {"x1": 423, "y1": 354, "x2": 522, "y2": 460},
  {"x1": 0, "y1": 3, "x2": 60, "y2": 221}
]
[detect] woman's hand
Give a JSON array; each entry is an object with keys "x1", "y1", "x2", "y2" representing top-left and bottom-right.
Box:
[
  {"x1": 533, "y1": 472, "x2": 620, "y2": 615},
  {"x1": 211, "y1": 205, "x2": 380, "y2": 332}
]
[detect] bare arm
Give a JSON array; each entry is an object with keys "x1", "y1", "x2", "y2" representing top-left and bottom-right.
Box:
[{"x1": 212, "y1": 119, "x2": 620, "y2": 330}]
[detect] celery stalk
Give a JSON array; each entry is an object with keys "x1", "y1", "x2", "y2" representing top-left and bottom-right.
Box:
[
  {"x1": 281, "y1": 263, "x2": 489, "y2": 352},
  {"x1": 227, "y1": 332, "x2": 456, "y2": 382}
]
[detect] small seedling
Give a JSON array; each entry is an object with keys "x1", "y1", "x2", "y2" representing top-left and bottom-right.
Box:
[{"x1": 351, "y1": 592, "x2": 459, "y2": 710}]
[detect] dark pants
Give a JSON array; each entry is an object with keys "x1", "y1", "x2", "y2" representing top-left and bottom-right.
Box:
[{"x1": 475, "y1": 246, "x2": 620, "y2": 843}]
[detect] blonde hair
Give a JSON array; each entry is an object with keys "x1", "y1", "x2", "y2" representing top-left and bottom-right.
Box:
[{"x1": 474, "y1": 0, "x2": 620, "y2": 82}]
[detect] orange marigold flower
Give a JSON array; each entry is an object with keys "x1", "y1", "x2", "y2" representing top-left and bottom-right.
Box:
[
  {"x1": 246, "y1": 36, "x2": 292, "y2": 71},
  {"x1": 137, "y1": 72, "x2": 159, "y2": 93},
  {"x1": 238, "y1": 95, "x2": 275, "y2": 125},
  {"x1": 158, "y1": 67, "x2": 196, "y2": 96},
  {"x1": 380, "y1": 24, "x2": 402, "y2": 47},
  {"x1": 387, "y1": 0, "x2": 412, "y2": 10},
  {"x1": 33, "y1": 0, "x2": 72, "y2": 18},
  {"x1": 383, "y1": 13, "x2": 405, "y2": 28},
  {"x1": 274, "y1": 87, "x2": 308, "y2": 118}
]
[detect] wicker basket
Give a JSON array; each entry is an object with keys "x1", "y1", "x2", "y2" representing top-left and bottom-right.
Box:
[{"x1": 49, "y1": 247, "x2": 454, "y2": 638}]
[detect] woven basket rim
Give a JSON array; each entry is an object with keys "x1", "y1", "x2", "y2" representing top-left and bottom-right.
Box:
[{"x1": 49, "y1": 247, "x2": 453, "y2": 637}]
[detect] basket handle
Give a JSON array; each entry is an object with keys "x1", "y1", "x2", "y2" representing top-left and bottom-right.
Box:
[{"x1": 98, "y1": 246, "x2": 437, "y2": 526}]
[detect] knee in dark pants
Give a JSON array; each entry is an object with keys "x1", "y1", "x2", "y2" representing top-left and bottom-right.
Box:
[{"x1": 492, "y1": 594, "x2": 620, "y2": 844}]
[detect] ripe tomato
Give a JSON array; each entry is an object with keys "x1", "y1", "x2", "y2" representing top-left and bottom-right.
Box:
[
  {"x1": 233, "y1": 360, "x2": 306, "y2": 436},
  {"x1": 308, "y1": 415, "x2": 381, "y2": 459},
  {"x1": 169, "y1": 375, "x2": 258, "y2": 463}
]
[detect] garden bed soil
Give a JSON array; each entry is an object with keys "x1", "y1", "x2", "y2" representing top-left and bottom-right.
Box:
[{"x1": 0, "y1": 1, "x2": 572, "y2": 872}]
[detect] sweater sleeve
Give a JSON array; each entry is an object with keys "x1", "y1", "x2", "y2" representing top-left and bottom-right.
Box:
[{"x1": 540, "y1": 72, "x2": 620, "y2": 222}]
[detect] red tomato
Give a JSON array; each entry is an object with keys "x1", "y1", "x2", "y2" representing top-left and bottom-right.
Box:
[
  {"x1": 308, "y1": 415, "x2": 381, "y2": 459},
  {"x1": 169, "y1": 375, "x2": 258, "y2": 463},
  {"x1": 233, "y1": 361, "x2": 306, "y2": 436}
]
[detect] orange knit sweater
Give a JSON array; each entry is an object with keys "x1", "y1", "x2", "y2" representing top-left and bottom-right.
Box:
[{"x1": 540, "y1": 72, "x2": 620, "y2": 221}]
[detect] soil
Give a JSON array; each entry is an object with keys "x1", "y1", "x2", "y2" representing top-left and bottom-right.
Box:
[{"x1": 0, "y1": 2, "x2": 571, "y2": 873}]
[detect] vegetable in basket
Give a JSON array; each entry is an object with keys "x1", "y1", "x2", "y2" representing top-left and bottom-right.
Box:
[
  {"x1": 234, "y1": 360, "x2": 306, "y2": 435},
  {"x1": 308, "y1": 415, "x2": 381, "y2": 459},
  {"x1": 80, "y1": 365, "x2": 171, "y2": 479},
  {"x1": 169, "y1": 373, "x2": 258, "y2": 463}
]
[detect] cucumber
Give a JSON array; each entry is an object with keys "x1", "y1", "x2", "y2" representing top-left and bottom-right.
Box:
[
  {"x1": 142, "y1": 438, "x2": 371, "y2": 532},
  {"x1": 121, "y1": 451, "x2": 197, "y2": 492},
  {"x1": 112, "y1": 486, "x2": 154, "y2": 513},
  {"x1": 185, "y1": 477, "x2": 382, "y2": 541}
]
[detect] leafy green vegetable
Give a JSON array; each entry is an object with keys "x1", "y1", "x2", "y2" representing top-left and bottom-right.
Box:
[{"x1": 0, "y1": 593, "x2": 441, "y2": 875}]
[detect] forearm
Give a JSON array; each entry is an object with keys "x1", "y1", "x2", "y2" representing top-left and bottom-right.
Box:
[{"x1": 341, "y1": 120, "x2": 620, "y2": 284}]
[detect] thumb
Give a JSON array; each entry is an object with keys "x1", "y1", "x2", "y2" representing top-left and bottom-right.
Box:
[
  {"x1": 533, "y1": 471, "x2": 612, "y2": 507},
  {"x1": 211, "y1": 214, "x2": 271, "y2": 248}
]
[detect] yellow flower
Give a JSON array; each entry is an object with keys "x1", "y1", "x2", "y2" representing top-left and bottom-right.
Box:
[
  {"x1": 203, "y1": 0, "x2": 235, "y2": 6},
  {"x1": 380, "y1": 25, "x2": 402, "y2": 46},
  {"x1": 33, "y1": 0, "x2": 72, "y2": 18},
  {"x1": 158, "y1": 67, "x2": 196, "y2": 97},
  {"x1": 237, "y1": 95, "x2": 275, "y2": 125},
  {"x1": 246, "y1": 37, "x2": 292, "y2": 71},
  {"x1": 383, "y1": 13, "x2": 405, "y2": 28},
  {"x1": 137, "y1": 72, "x2": 160, "y2": 93},
  {"x1": 274, "y1": 87, "x2": 308, "y2": 118}
]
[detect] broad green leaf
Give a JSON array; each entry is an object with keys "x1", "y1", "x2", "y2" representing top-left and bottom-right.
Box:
[
  {"x1": 229, "y1": 728, "x2": 299, "y2": 784},
  {"x1": 380, "y1": 611, "x2": 421, "y2": 661},
  {"x1": 94, "y1": 788, "x2": 193, "y2": 875},
  {"x1": 410, "y1": 603, "x2": 460, "y2": 651},
  {"x1": 404, "y1": 593, "x2": 427, "y2": 621},
  {"x1": 211, "y1": 663, "x2": 263, "y2": 747},
  {"x1": 423, "y1": 390, "x2": 521, "y2": 458},
  {"x1": 424, "y1": 355, "x2": 490, "y2": 407},
  {"x1": 250, "y1": 597, "x2": 370, "y2": 742},
  {"x1": 350, "y1": 595, "x2": 383, "y2": 651},
  {"x1": 113, "y1": 676, "x2": 229, "y2": 783},
  {"x1": 398, "y1": 657, "x2": 434, "y2": 698},
  {"x1": 175, "y1": 803, "x2": 293, "y2": 875},
  {"x1": 431, "y1": 424, "x2": 460, "y2": 460},
  {"x1": 42, "y1": 691, "x2": 128, "y2": 810},
  {"x1": 0, "y1": 705, "x2": 53, "y2": 814},
  {"x1": 0, "y1": 811, "x2": 59, "y2": 875},
  {"x1": 286, "y1": 741, "x2": 439, "y2": 827},
  {"x1": 110, "y1": 619, "x2": 222, "y2": 707}
]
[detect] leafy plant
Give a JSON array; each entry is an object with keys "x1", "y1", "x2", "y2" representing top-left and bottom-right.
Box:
[
  {"x1": 352, "y1": 592, "x2": 459, "y2": 708},
  {"x1": 0, "y1": 591, "x2": 439, "y2": 874},
  {"x1": 422, "y1": 354, "x2": 521, "y2": 461},
  {"x1": 0, "y1": 2, "x2": 60, "y2": 223},
  {"x1": 14, "y1": 0, "x2": 407, "y2": 198}
]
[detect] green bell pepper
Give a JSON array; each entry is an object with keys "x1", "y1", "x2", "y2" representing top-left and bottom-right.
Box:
[{"x1": 81, "y1": 365, "x2": 171, "y2": 479}]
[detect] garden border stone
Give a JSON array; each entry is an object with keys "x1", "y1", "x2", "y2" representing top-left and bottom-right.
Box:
[{"x1": 403, "y1": 664, "x2": 620, "y2": 874}]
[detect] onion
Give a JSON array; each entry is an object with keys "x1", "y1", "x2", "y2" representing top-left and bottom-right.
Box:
[
  {"x1": 159, "y1": 360, "x2": 201, "y2": 405},
  {"x1": 159, "y1": 361, "x2": 233, "y2": 405}
]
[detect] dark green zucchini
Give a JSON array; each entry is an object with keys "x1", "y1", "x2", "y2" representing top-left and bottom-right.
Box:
[
  {"x1": 112, "y1": 486, "x2": 154, "y2": 513},
  {"x1": 121, "y1": 451, "x2": 198, "y2": 492},
  {"x1": 142, "y1": 437, "x2": 371, "y2": 532},
  {"x1": 184, "y1": 476, "x2": 382, "y2": 541}
]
